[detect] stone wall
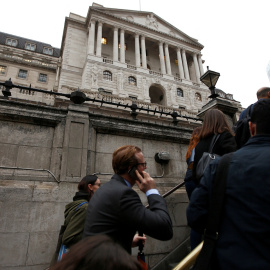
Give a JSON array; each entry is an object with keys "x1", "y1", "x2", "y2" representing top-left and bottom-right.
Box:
[{"x1": 0, "y1": 98, "x2": 196, "y2": 269}]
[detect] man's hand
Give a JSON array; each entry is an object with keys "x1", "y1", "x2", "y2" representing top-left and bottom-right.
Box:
[
  {"x1": 132, "y1": 233, "x2": 146, "y2": 247},
  {"x1": 135, "y1": 170, "x2": 156, "y2": 193}
]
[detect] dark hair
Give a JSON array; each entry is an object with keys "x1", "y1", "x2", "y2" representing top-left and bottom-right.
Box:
[
  {"x1": 112, "y1": 145, "x2": 141, "y2": 174},
  {"x1": 78, "y1": 175, "x2": 98, "y2": 200},
  {"x1": 251, "y1": 98, "x2": 270, "y2": 134},
  {"x1": 199, "y1": 109, "x2": 233, "y2": 139},
  {"x1": 256, "y1": 87, "x2": 270, "y2": 99},
  {"x1": 50, "y1": 235, "x2": 142, "y2": 270}
]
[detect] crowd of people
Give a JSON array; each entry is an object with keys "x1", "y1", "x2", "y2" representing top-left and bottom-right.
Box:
[{"x1": 50, "y1": 87, "x2": 270, "y2": 270}]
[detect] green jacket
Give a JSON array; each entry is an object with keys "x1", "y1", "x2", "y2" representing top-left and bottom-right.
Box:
[{"x1": 62, "y1": 192, "x2": 89, "y2": 247}]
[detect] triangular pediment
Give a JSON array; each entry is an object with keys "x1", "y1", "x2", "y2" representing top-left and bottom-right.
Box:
[{"x1": 91, "y1": 5, "x2": 202, "y2": 47}]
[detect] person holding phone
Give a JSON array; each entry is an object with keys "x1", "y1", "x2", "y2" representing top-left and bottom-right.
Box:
[{"x1": 83, "y1": 145, "x2": 173, "y2": 254}]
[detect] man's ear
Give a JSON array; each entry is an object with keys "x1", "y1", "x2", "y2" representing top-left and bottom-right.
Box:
[{"x1": 249, "y1": 121, "x2": 256, "y2": 136}]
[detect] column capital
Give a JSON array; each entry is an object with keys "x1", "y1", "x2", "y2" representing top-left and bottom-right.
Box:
[
  {"x1": 176, "y1": 47, "x2": 181, "y2": 52},
  {"x1": 164, "y1": 43, "x2": 169, "y2": 49},
  {"x1": 159, "y1": 40, "x2": 164, "y2": 46},
  {"x1": 120, "y1": 28, "x2": 125, "y2": 33},
  {"x1": 89, "y1": 19, "x2": 96, "y2": 25},
  {"x1": 114, "y1": 26, "x2": 118, "y2": 31}
]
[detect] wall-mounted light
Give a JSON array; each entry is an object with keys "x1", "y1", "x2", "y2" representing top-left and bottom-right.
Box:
[{"x1": 155, "y1": 151, "x2": 170, "y2": 164}]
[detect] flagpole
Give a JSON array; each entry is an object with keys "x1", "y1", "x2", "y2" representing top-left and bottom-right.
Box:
[{"x1": 139, "y1": 0, "x2": 141, "y2": 11}]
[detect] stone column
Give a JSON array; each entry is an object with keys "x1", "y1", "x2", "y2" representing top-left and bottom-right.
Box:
[
  {"x1": 141, "y1": 35, "x2": 147, "y2": 69},
  {"x1": 182, "y1": 49, "x2": 190, "y2": 80},
  {"x1": 135, "y1": 33, "x2": 140, "y2": 67},
  {"x1": 164, "y1": 43, "x2": 172, "y2": 75},
  {"x1": 176, "y1": 48, "x2": 185, "y2": 79},
  {"x1": 113, "y1": 27, "x2": 119, "y2": 62},
  {"x1": 159, "y1": 41, "x2": 166, "y2": 74},
  {"x1": 120, "y1": 29, "x2": 125, "y2": 63},
  {"x1": 193, "y1": 52, "x2": 201, "y2": 83},
  {"x1": 88, "y1": 20, "x2": 96, "y2": 55},
  {"x1": 198, "y1": 54, "x2": 204, "y2": 76},
  {"x1": 96, "y1": 21, "x2": 103, "y2": 57}
]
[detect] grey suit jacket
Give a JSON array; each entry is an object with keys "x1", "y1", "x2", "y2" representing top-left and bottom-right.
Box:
[{"x1": 83, "y1": 174, "x2": 173, "y2": 253}]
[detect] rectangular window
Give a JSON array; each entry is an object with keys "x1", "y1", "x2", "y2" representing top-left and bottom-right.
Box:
[
  {"x1": 101, "y1": 37, "x2": 107, "y2": 44},
  {"x1": 6, "y1": 38, "x2": 18, "y2": 47},
  {"x1": 18, "y1": 69, "x2": 28, "y2": 79},
  {"x1": 0, "y1": 65, "x2": 7, "y2": 75},
  {"x1": 43, "y1": 47, "x2": 53, "y2": 55},
  {"x1": 25, "y1": 42, "x2": 36, "y2": 51},
  {"x1": 38, "y1": 73, "x2": 47, "y2": 82}
]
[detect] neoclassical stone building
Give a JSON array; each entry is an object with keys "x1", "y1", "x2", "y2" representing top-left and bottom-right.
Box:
[
  {"x1": 59, "y1": 3, "x2": 210, "y2": 113},
  {"x1": 0, "y1": 32, "x2": 60, "y2": 105}
]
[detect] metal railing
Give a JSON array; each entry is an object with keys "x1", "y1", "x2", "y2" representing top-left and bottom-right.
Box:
[{"x1": 0, "y1": 79, "x2": 202, "y2": 125}]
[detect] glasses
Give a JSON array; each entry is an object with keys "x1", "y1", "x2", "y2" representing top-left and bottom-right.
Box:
[{"x1": 137, "y1": 162, "x2": 147, "y2": 168}]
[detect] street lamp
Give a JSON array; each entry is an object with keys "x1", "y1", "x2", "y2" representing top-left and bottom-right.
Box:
[{"x1": 200, "y1": 66, "x2": 220, "y2": 99}]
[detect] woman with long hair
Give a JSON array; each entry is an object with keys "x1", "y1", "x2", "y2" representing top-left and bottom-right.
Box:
[
  {"x1": 62, "y1": 175, "x2": 101, "y2": 246},
  {"x1": 50, "y1": 175, "x2": 101, "y2": 265},
  {"x1": 193, "y1": 109, "x2": 237, "y2": 184}
]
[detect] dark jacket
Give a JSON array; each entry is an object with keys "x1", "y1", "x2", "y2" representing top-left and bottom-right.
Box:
[
  {"x1": 187, "y1": 135, "x2": 270, "y2": 270},
  {"x1": 62, "y1": 191, "x2": 89, "y2": 247},
  {"x1": 193, "y1": 131, "x2": 237, "y2": 184},
  {"x1": 83, "y1": 174, "x2": 173, "y2": 254}
]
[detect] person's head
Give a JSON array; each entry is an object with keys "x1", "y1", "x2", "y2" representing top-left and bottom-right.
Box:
[
  {"x1": 77, "y1": 175, "x2": 101, "y2": 200},
  {"x1": 50, "y1": 235, "x2": 142, "y2": 270},
  {"x1": 199, "y1": 109, "x2": 233, "y2": 139},
  {"x1": 249, "y1": 98, "x2": 270, "y2": 136},
  {"x1": 112, "y1": 145, "x2": 146, "y2": 183},
  {"x1": 256, "y1": 87, "x2": 270, "y2": 100}
]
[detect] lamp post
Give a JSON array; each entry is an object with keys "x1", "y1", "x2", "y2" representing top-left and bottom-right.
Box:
[{"x1": 200, "y1": 66, "x2": 220, "y2": 99}]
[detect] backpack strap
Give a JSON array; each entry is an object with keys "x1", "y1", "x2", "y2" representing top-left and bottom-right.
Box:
[
  {"x1": 208, "y1": 134, "x2": 220, "y2": 154},
  {"x1": 75, "y1": 201, "x2": 88, "y2": 212}
]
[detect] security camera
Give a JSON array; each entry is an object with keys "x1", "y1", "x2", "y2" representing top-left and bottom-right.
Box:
[{"x1": 155, "y1": 151, "x2": 170, "y2": 164}]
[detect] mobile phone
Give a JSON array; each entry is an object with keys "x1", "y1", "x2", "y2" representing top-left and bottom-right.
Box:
[{"x1": 128, "y1": 166, "x2": 144, "y2": 181}]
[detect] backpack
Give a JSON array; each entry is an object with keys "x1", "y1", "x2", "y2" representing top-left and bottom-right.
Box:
[{"x1": 233, "y1": 105, "x2": 252, "y2": 149}]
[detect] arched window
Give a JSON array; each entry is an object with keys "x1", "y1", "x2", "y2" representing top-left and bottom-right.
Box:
[
  {"x1": 128, "y1": 76, "x2": 137, "y2": 86},
  {"x1": 195, "y1": 92, "x2": 202, "y2": 101},
  {"x1": 177, "y1": 88, "x2": 183, "y2": 97},
  {"x1": 103, "y1": 70, "x2": 112, "y2": 81}
]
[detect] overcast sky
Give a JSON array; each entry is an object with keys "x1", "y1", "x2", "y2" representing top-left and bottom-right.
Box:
[{"x1": 1, "y1": 0, "x2": 270, "y2": 108}]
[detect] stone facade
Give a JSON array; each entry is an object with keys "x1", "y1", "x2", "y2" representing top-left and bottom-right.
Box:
[
  {"x1": 0, "y1": 98, "x2": 195, "y2": 269},
  {"x1": 0, "y1": 3, "x2": 243, "y2": 269}
]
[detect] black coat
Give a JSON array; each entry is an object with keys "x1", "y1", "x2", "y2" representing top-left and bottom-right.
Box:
[
  {"x1": 193, "y1": 131, "x2": 237, "y2": 184},
  {"x1": 83, "y1": 174, "x2": 173, "y2": 253}
]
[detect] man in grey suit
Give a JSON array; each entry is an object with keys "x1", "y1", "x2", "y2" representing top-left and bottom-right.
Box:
[{"x1": 83, "y1": 145, "x2": 173, "y2": 254}]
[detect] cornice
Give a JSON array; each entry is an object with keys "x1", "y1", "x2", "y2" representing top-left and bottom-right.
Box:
[{"x1": 89, "y1": 8, "x2": 203, "y2": 50}]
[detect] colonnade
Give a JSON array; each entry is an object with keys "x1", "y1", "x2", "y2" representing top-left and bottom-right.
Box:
[{"x1": 87, "y1": 19, "x2": 204, "y2": 83}]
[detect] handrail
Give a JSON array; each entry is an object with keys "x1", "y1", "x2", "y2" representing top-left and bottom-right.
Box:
[
  {"x1": 0, "y1": 166, "x2": 60, "y2": 183},
  {"x1": 145, "y1": 181, "x2": 185, "y2": 209},
  {"x1": 172, "y1": 241, "x2": 203, "y2": 270}
]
